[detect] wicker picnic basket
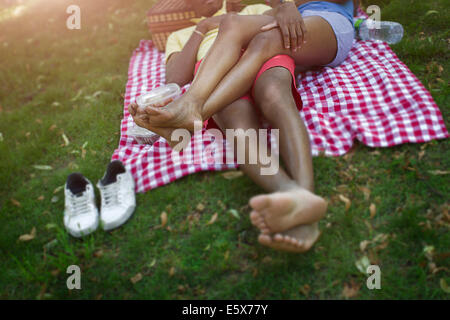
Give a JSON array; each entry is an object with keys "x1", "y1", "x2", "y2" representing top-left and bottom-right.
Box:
[{"x1": 147, "y1": 0, "x2": 244, "y2": 52}]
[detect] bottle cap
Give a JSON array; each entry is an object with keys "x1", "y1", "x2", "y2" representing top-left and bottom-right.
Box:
[{"x1": 354, "y1": 18, "x2": 364, "y2": 30}]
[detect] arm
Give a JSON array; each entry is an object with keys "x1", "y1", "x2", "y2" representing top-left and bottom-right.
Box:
[
  {"x1": 166, "y1": 16, "x2": 227, "y2": 86},
  {"x1": 165, "y1": 30, "x2": 204, "y2": 87}
]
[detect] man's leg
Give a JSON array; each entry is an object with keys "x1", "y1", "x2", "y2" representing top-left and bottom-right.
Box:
[
  {"x1": 249, "y1": 67, "x2": 327, "y2": 251},
  {"x1": 214, "y1": 98, "x2": 323, "y2": 252},
  {"x1": 213, "y1": 99, "x2": 297, "y2": 195}
]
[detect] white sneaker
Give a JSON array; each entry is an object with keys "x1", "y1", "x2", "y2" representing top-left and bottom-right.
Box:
[
  {"x1": 64, "y1": 173, "x2": 99, "y2": 237},
  {"x1": 97, "y1": 160, "x2": 136, "y2": 231}
]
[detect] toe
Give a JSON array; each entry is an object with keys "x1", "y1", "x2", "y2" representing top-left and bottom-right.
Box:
[
  {"x1": 288, "y1": 237, "x2": 298, "y2": 246},
  {"x1": 257, "y1": 221, "x2": 266, "y2": 230},
  {"x1": 274, "y1": 233, "x2": 284, "y2": 242},
  {"x1": 258, "y1": 234, "x2": 272, "y2": 246},
  {"x1": 249, "y1": 195, "x2": 271, "y2": 211},
  {"x1": 261, "y1": 227, "x2": 271, "y2": 234},
  {"x1": 250, "y1": 211, "x2": 260, "y2": 225}
]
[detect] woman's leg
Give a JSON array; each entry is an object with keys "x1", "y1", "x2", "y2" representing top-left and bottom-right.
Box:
[
  {"x1": 188, "y1": 14, "x2": 275, "y2": 107},
  {"x1": 142, "y1": 14, "x2": 276, "y2": 130},
  {"x1": 134, "y1": 15, "x2": 337, "y2": 146},
  {"x1": 202, "y1": 15, "x2": 337, "y2": 119}
]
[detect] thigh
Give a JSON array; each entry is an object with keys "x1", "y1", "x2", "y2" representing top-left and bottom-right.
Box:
[
  {"x1": 220, "y1": 14, "x2": 275, "y2": 46},
  {"x1": 212, "y1": 99, "x2": 260, "y2": 131},
  {"x1": 257, "y1": 16, "x2": 338, "y2": 68}
]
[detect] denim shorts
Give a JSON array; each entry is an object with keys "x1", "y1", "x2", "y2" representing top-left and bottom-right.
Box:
[{"x1": 301, "y1": 10, "x2": 355, "y2": 67}]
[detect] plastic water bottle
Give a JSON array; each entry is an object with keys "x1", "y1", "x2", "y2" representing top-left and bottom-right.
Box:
[{"x1": 355, "y1": 19, "x2": 404, "y2": 44}]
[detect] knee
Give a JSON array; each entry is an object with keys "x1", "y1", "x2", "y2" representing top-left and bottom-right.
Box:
[
  {"x1": 247, "y1": 30, "x2": 279, "y2": 56},
  {"x1": 218, "y1": 13, "x2": 241, "y2": 37},
  {"x1": 257, "y1": 76, "x2": 293, "y2": 118}
]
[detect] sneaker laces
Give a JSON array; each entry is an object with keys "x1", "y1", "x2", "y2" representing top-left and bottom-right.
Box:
[
  {"x1": 68, "y1": 192, "x2": 90, "y2": 217},
  {"x1": 100, "y1": 183, "x2": 120, "y2": 208}
]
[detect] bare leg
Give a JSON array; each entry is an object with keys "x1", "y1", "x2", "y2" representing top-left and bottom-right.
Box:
[
  {"x1": 249, "y1": 67, "x2": 326, "y2": 252},
  {"x1": 202, "y1": 15, "x2": 337, "y2": 118},
  {"x1": 131, "y1": 16, "x2": 336, "y2": 150},
  {"x1": 214, "y1": 96, "x2": 325, "y2": 253},
  {"x1": 142, "y1": 14, "x2": 275, "y2": 130},
  {"x1": 213, "y1": 99, "x2": 297, "y2": 195},
  {"x1": 138, "y1": 15, "x2": 337, "y2": 141}
]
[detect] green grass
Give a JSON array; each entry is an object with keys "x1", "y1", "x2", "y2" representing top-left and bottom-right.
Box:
[{"x1": 0, "y1": 0, "x2": 448, "y2": 299}]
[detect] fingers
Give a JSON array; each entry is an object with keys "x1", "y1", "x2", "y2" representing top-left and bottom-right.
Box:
[
  {"x1": 144, "y1": 105, "x2": 162, "y2": 117},
  {"x1": 280, "y1": 22, "x2": 290, "y2": 49},
  {"x1": 261, "y1": 21, "x2": 278, "y2": 31},
  {"x1": 300, "y1": 18, "x2": 307, "y2": 44},
  {"x1": 295, "y1": 21, "x2": 303, "y2": 48},
  {"x1": 128, "y1": 103, "x2": 138, "y2": 116},
  {"x1": 289, "y1": 23, "x2": 298, "y2": 51}
]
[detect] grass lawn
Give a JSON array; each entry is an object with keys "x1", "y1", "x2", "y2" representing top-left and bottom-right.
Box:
[{"x1": 0, "y1": 0, "x2": 448, "y2": 299}]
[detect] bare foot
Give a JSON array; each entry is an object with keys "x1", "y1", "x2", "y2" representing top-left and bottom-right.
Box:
[
  {"x1": 128, "y1": 103, "x2": 188, "y2": 149},
  {"x1": 257, "y1": 222, "x2": 321, "y2": 253},
  {"x1": 144, "y1": 95, "x2": 203, "y2": 132},
  {"x1": 249, "y1": 188, "x2": 327, "y2": 234}
]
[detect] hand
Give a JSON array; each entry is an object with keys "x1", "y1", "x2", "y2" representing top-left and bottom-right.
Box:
[
  {"x1": 196, "y1": 14, "x2": 228, "y2": 34},
  {"x1": 262, "y1": 2, "x2": 307, "y2": 51}
]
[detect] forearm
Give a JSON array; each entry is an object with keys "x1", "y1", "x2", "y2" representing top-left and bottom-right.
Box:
[{"x1": 165, "y1": 28, "x2": 206, "y2": 86}]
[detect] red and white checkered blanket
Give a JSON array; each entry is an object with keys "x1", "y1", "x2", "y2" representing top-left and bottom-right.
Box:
[{"x1": 112, "y1": 37, "x2": 448, "y2": 193}]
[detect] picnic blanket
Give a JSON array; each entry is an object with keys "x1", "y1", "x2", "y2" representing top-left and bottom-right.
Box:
[{"x1": 112, "y1": 23, "x2": 448, "y2": 193}]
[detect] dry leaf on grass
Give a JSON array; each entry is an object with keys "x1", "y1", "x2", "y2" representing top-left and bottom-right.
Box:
[
  {"x1": 19, "y1": 227, "x2": 36, "y2": 242},
  {"x1": 342, "y1": 281, "x2": 361, "y2": 299},
  {"x1": 53, "y1": 185, "x2": 64, "y2": 194},
  {"x1": 440, "y1": 278, "x2": 450, "y2": 293},
  {"x1": 355, "y1": 255, "x2": 371, "y2": 274},
  {"x1": 360, "y1": 240, "x2": 371, "y2": 252},
  {"x1": 11, "y1": 198, "x2": 21, "y2": 207},
  {"x1": 62, "y1": 133, "x2": 70, "y2": 146},
  {"x1": 130, "y1": 273, "x2": 143, "y2": 284},
  {"x1": 222, "y1": 171, "x2": 243, "y2": 180},
  {"x1": 338, "y1": 194, "x2": 351, "y2": 211},
  {"x1": 359, "y1": 186, "x2": 371, "y2": 200},
  {"x1": 299, "y1": 284, "x2": 311, "y2": 297},
  {"x1": 196, "y1": 203, "x2": 205, "y2": 212},
  {"x1": 429, "y1": 170, "x2": 450, "y2": 175},
  {"x1": 33, "y1": 165, "x2": 53, "y2": 171},
  {"x1": 169, "y1": 267, "x2": 175, "y2": 277},
  {"x1": 369, "y1": 203, "x2": 377, "y2": 219},
  {"x1": 160, "y1": 211, "x2": 168, "y2": 227},
  {"x1": 418, "y1": 150, "x2": 425, "y2": 160},
  {"x1": 94, "y1": 250, "x2": 104, "y2": 258},
  {"x1": 228, "y1": 209, "x2": 240, "y2": 220},
  {"x1": 148, "y1": 259, "x2": 156, "y2": 268},
  {"x1": 206, "y1": 213, "x2": 218, "y2": 225}
]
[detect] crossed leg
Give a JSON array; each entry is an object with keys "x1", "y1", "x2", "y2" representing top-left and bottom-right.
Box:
[
  {"x1": 249, "y1": 67, "x2": 327, "y2": 252},
  {"x1": 213, "y1": 67, "x2": 327, "y2": 253},
  {"x1": 140, "y1": 14, "x2": 337, "y2": 138}
]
